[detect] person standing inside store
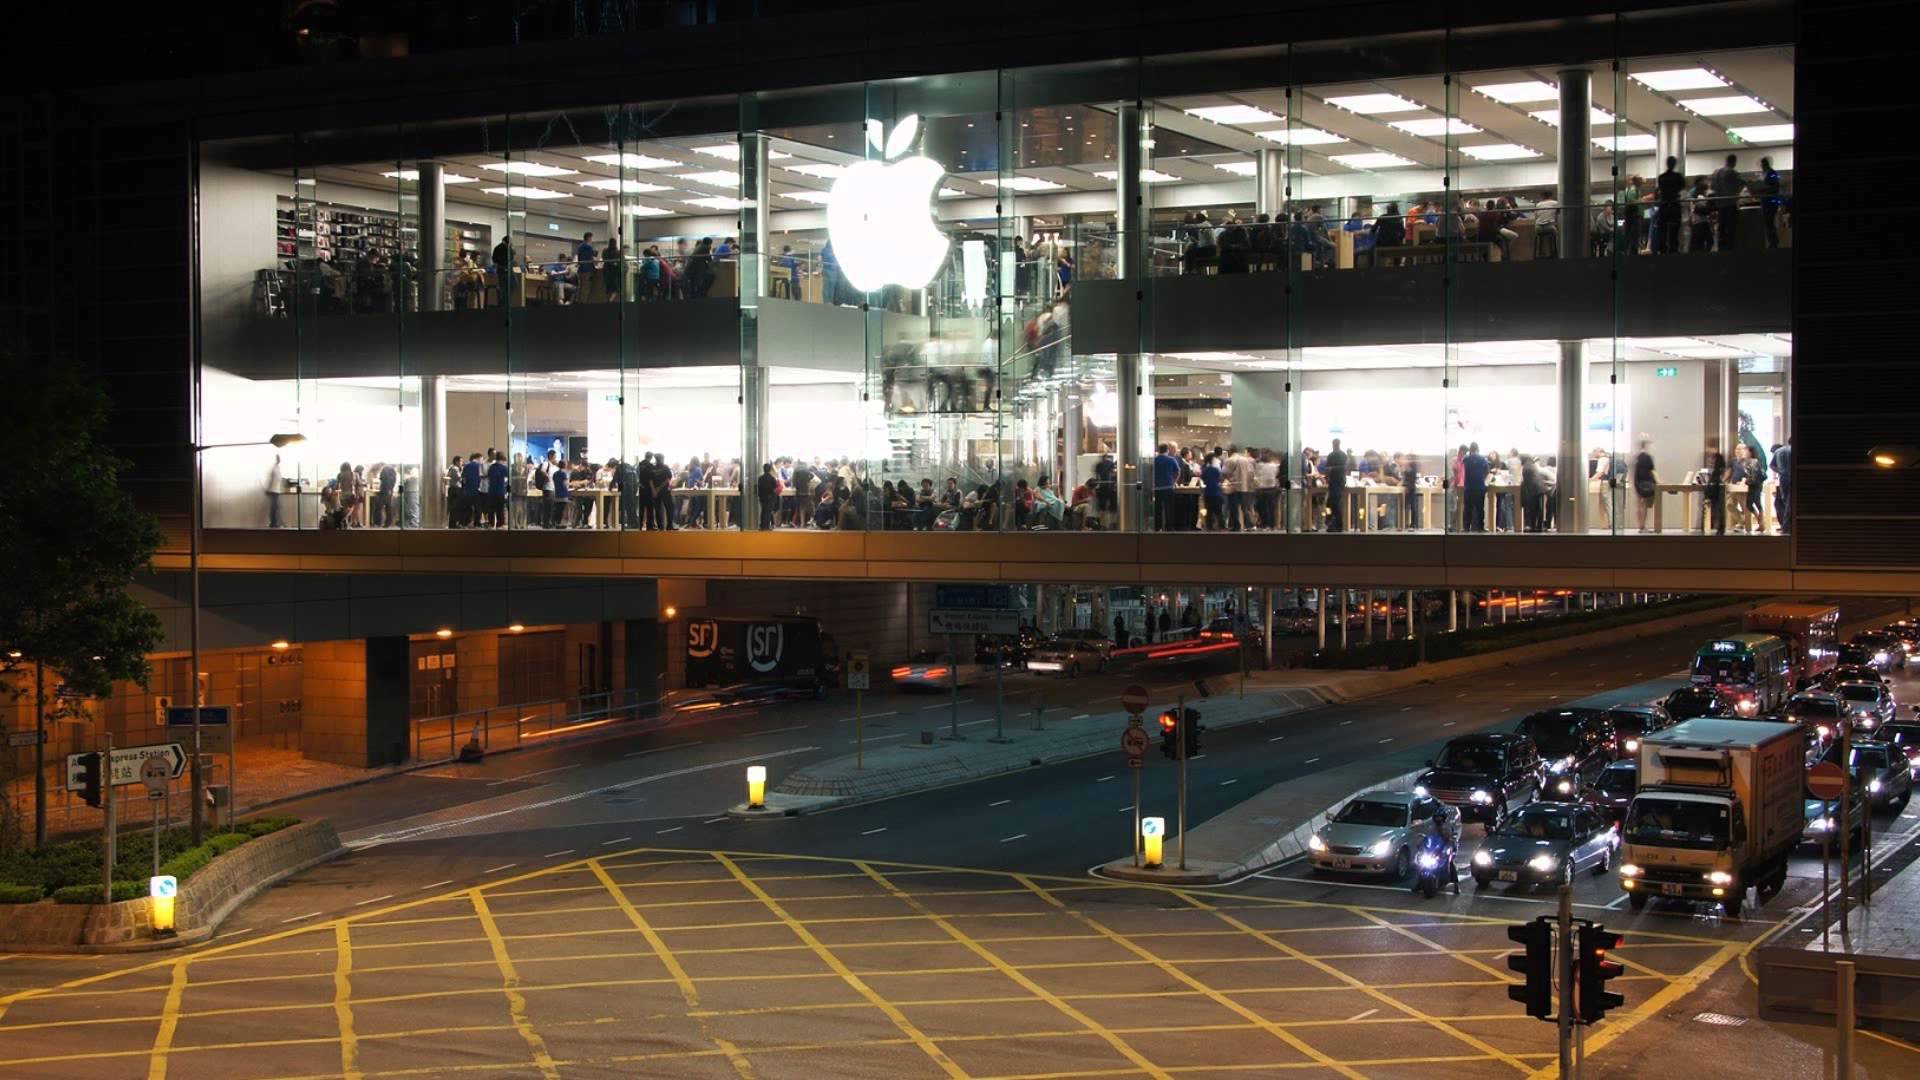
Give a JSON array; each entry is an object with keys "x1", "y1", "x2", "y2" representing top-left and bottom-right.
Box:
[
  {"x1": 756, "y1": 463, "x2": 779, "y2": 531},
  {"x1": 1324, "y1": 438, "x2": 1350, "y2": 533},
  {"x1": 601, "y1": 236, "x2": 623, "y2": 302},
  {"x1": 1200, "y1": 452, "x2": 1225, "y2": 531},
  {"x1": 1756, "y1": 156, "x2": 1783, "y2": 249},
  {"x1": 1702, "y1": 441, "x2": 1728, "y2": 535},
  {"x1": 265, "y1": 454, "x2": 284, "y2": 528},
  {"x1": 574, "y1": 232, "x2": 599, "y2": 302},
  {"x1": 1225, "y1": 445, "x2": 1255, "y2": 531},
  {"x1": 1687, "y1": 177, "x2": 1714, "y2": 253},
  {"x1": 1462, "y1": 442, "x2": 1489, "y2": 533},
  {"x1": 1770, "y1": 439, "x2": 1792, "y2": 533},
  {"x1": 491, "y1": 238, "x2": 514, "y2": 307},
  {"x1": 1656, "y1": 156, "x2": 1686, "y2": 255},
  {"x1": 456, "y1": 453, "x2": 480, "y2": 527},
  {"x1": 1711, "y1": 154, "x2": 1744, "y2": 252},
  {"x1": 546, "y1": 450, "x2": 571, "y2": 527},
  {"x1": 656, "y1": 454, "x2": 677, "y2": 530},
  {"x1": 377, "y1": 460, "x2": 398, "y2": 528},
  {"x1": 1255, "y1": 450, "x2": 1281, "y2": 530},
  {"x1": 1152, "y1": 443, "x2": 1180, "y2": 531},
  {"x1": 1093, "y1": 453, "x2": 1118, "y2": 530},
  {"x1": 486, "y1": 451, "x2": 509, "y2": 529},
  {"x1": 1631, "y1": 439, "x2": 1657, "y2": 534},
  {"x1": 1402, "y1": 451, "x2": 1422, "y2": 531}
]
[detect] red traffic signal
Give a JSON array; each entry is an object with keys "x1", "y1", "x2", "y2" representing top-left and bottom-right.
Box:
[
  {"x1": 1158, "y1": 711, "x2": 1178, "y2": 733},
  {"x1": 1577, "y1": 923, "x2": 1626, "y2": 1023}
]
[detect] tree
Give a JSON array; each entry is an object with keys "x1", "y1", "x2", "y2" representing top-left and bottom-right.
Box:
[{"x1": 0, "y1": 359, "x2": 166, "y2": 849}]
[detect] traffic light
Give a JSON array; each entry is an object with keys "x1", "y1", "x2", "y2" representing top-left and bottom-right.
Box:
[
  {"x1": 1577, "y1": 923, "x2": 1626, "y2": 1023},
  {"x1": 1506, "y1": 919, "x2": 1553, "y2": 1019},
  {"x1": 76, "y1": 752, "x2": 103, "y2": 809},
  {"x1": 1158, "y1": 708, "x2": 1202, "y2": 758}
]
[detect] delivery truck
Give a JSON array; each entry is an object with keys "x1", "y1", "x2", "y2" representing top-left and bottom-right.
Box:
[
  {"x1": 1618, "y1": 719, "x2": 1804, "y2": 916},
  {"x1": 1743, "y1": 602, "x2": 1841, "y2": 688}
]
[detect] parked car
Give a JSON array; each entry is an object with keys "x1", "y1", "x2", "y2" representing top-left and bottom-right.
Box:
[
  {"x1": 1585, "y1": 760, "x2": 1639, "y2": 825},
  {"x1": 1414, "y1": 733, "x2": 1544, "y2": 825},
  {"x1": 1834, "y1": 680, "x2": 1896, "y2": 732},
  {"x1": 1604, "y1": 703, "x2": 1675, "y2": 757},
  {"x1": 1307, "y1": 791, "x2": 1459, "y2": 880},
  {"x1": 1025, "y1": 631, "x2": 1112, "y2": 677},
  {"x1": 1879, "y1": 718, "x2": 1920, "y2": 778},
  {"x1": 892, "y1": 652, "x2": 985, "y2": 691},
  {"x1": 1821, "y1": 739, "x2": 1914, "y2": 812},
  {"x1": 1470, "y1": 802, "x2": 1618, "y2": 889},
  {"x1": 1663, "y1": 685, "x2": 1732, "y2": 722},
  {"x1": 1515, "y1": 708, "x2": 1615, "y2": 796},
  {"x1": 1849, "y1": 631, "x2": 1907, "y2": 671},
  {"x1": 1271, "y1": 607, "x2": 1317, "y2": 636}
]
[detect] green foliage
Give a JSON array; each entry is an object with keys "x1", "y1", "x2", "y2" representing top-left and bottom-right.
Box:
[
  {"x1": 52, "y1": 880, "x2": 143, "y2": 905},
  {"x1": 0, "y1": 817, "x2": 296, "y2": 897},
  {"x1": 0, "y1": 883, "x2": 44, "y2": 903},
  {"x1": 158, "y1": 844, "x2": 218, "y2": 881},
  {"x1": 208, "y1": 833, "x2": 250, "y2": 855},
  {"x1": 241, "y1": 815, "x2": 300, "y2": 838},
  {"x1": 1306, "y1": 595, "x2": 1731, "y2": 670}
]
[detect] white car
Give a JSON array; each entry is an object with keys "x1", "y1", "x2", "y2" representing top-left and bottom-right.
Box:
[
  {"x1": 891, "y1": 652, "x2": 985, "y2": 691},
  {"x1": 1307, "y1": 791, "x2": 1460, "y2": 880}
]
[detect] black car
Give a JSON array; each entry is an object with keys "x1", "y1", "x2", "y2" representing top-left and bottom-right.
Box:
[
  {"x1": 1414, "y1": 733, "x2": 1544, "y2": 825},
  {"x1": 1663, "y1": 685, "x2": 1732, "y2": 721},
  {"x1": 1880, "y1": 720, "x2": 1920, "y2": 780},
  {"x1": 1850, "y1": 631, "x2": 1907, "y2": 671},
  {"x1": 975, "y1": 625, "x2": 1040, "y2": 667},
  {"x1": 1819, "y1": 664, "x2": 1890, "y2": 690},
  {"x1": 1836, "y1": 643, "x2": 1878, "y2": 671},
  {"x1": 1515, "y1": 708, "x2": 1615, "y2": 796},
  {"x1": 1585, "y1": 760, "x2": 1638, "y2": 824},
  {"x1": 1604, "y1": 703, "x2": 1674, "y2": 758}
]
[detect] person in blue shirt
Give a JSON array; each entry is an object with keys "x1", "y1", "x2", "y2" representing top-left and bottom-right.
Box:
[
  {"x1": 459, "y1": 453, "x2": 483, "y2": 527},
  {"x1": 485, "y1": 452, "x2": 509, "y2": 529},
  {"x1": 1200, "y1": 454, "x2": 1225, "y2": 531},
  {"x1": 575, "y1": 232, "x2": 597, "y2": 275},
  {"x1": 778, "y1": 245, "x2": 801, "y2": 298},
  {"x1": 546, "y1": 451, "x2": 571, "y2": 527},
  {"x1": 1462, "y1": 442, "x2": 1490, "y2": 532},
  {"x1": 1152, "y1": 443, "x2": 1181, "y2": 531}
]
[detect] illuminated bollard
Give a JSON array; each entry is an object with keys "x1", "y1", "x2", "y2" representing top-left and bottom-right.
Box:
[
  {"x1": 1142, "y1": 817, "x2": 1165, "y2": 869},
  {"x1": 150, "y1": 876, "x2": 178, "y2": 936},
  {"x1": 747, "y1": 766, "x2": 767, "y2": 809}
]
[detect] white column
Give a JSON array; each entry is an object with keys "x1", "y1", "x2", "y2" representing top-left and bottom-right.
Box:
[
  {"x1": 1557, "y1": 69, "x2": 1593, "y2": 259},
  {"x1": 740, "y1": 132, "x2": 771, "y2": 528},
  {"x1": 419, "y1": 162, "x2": 446, "y2": 313},
  {"x1": 1557, "y1": 340, "x2": 1588, "y2": 533},
  {"x1": 1256, "y1": 148, "x2": 1285, "y2": 220},
  {"x1": 1655, "y1": 121, "x2": 1688, "y2": 179},
  {"x1": 1114, "y1": 102, "x2": 1149, "y2": 531},
  {"x1": 420, "y1": 376, "x2": 447, "y2": 527}
]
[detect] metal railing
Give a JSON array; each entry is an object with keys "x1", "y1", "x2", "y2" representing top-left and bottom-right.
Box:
[{"x1": 411, "y1": 686, "x2": 651, "y2": 763}]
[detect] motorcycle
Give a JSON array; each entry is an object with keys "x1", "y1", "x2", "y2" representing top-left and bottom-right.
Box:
[{"x1": 1411, "y1": 831, "x2": 1460, "y2": 898}]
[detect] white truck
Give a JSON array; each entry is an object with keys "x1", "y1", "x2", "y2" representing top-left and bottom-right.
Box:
[{"x1": 1618, "y1": 719, "x2": 1804, "y2": 916}]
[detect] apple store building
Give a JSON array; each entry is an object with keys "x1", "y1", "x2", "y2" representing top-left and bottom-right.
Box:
[{"x1": 196, "y1": 24, "x2": 1794, "y2": 539}]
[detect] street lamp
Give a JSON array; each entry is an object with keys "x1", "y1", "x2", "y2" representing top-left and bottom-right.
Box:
[{"x1": 188, "y1": 432, "x2": 305, "y2": 842}]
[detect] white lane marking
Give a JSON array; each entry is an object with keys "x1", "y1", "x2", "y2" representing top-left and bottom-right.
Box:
[
  {"x1": 347, "y1": 746, "x2": 821, "y2": 850},
  {"x1": 1072, "y1": 714, "x2": 1091, "y2": 720},
  {"x1": 487, "y1": 763, "x2": 581, "y2": 787},
  {"x1": 601, "y1": 836, "x2": 633, "y2": 846},
  {"x1": 703, "y1": 817, "x2": 728, "y2": 825},
  {"x1": 1000, "y1": 833, "x2": 1029, "y2": 843},
  {"x1": 1347, "y1": 1008, "x2": 1379, "y2": 1022},
  {"x1": 862, "y1": 827, "x2": 888, "y2": 836},
  {"x1": 1339, "y1": 720, "x2": 1354, "y2": 727},
  {"x1": 1119, "y1": 805, "x2": 1135, "y2": 813},
  {"x1": 1606, "y1": 894, "x2": 1631, "y2": 909},
  {"x1": 1443, "y1": 721, "x2": 1457, "y2": 727},
  {"x1": 989, "y1": 799, "x2": 1012, "y2": 807},
  {"x1": 543, "y1": 849, "x2": 575, "y2": 859},
  {"x1": 1379, "y1": 738, "x2": 1394, "y2": 744},
  {"x1": 281, "y1": 911, "x2": 322, "y2": 924},
  {"x1": 481, "y1": 864, "x2": 517, "y2": 876},
  {"x1": 1457, "y1": 692, "x2": 1468, "y2": 698},
  {"x1": 624, "y1": 741, "x2": 703, "y2": 759},
  {"x1": 354, "y1": 894, "x2": 394, "y2": 907},
  {"x1": 419, "y1": 880, "x2": 453, "y2": 891},
  {"x1": 1400, "y1": 706, "x2": 1413, "y2": 712},
  {"x1": 1305, "y1": 758, "x2": 1321, "y2": 765},
  {"x1": 842, "y1": 710, "x2": 898, "y2": 723},
  {"x1": 657, "y1": 826, "x2": 683, "y2": 835},
  {"x1": 213, "y1": 928, "x2": 253, "y2": 941},
  {"x1": 747, "y1": 724, "x2": 808, "y2": 737},
  {"x1": 1095, "y1": 775, "x2": 1116, "y2": 783},
  {"x1": 1268, "y1": 736, "x2": 1286, "y2": 742},
  {"x1": 853, "y1": 731, "x2": 912, "y2": 744},
  {"x1": 1221, "y1": 779, "x2": 1239, "y2": 787}
]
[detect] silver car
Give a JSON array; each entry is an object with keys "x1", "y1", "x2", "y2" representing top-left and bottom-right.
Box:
[
  {"x1": 1835, "y1": 680, "x2": 1896, "y2": 732},
  {"x1": 1307, "y1": 791, "x2": 1460, "y2": 880}
]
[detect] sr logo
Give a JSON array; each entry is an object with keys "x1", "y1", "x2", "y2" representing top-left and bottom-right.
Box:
[
  {"x1": 687, "y1": 620, "x2": 720, "y2": 659},
  {"x1": 746, "y1": 623, "x2": 785, "y2": 673}
]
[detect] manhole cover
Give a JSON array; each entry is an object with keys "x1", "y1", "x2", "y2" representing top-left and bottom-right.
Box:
[{"x1": 1693, "y1": 1012, "x2": 1748, "y2": 1027}]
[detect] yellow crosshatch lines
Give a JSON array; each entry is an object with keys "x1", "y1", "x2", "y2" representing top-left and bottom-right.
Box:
[{"x1": 0, "y1": 846, "x2": 1734, "y2": 1079}]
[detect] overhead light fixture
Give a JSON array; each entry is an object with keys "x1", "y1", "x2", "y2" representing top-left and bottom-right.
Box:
[
  {"x1": 1212, "y1": 160, "x2": 1257, "y2": 176},
  {"x1": 691, "y1": 144, "x2": 791, "y2": 161},
  {"x1": 1323, "y1": 93, "x2": 1423, "y2": 114},
  {"x1": 626, "y1": 204, "x2": 675, "y2": 216},
  {"x1": 981, "y1": 176, "x2": 1066, "y2": 191},
  {"x1": 1458, "y1": 143, "x2": 1542, "y2": 161},
  {"x1": 380, "y1": 169, "x2": 478, "y2": 183},
  {"x1": 1091, "y1": 169, "x2": 1181, "y2": 183},
  {"x1": 578, "y1": 178, "x2": 673, "y2": 193},
  {"x1": 1528, "y1": 107, "x2": 1617, "y2": 127},
  {"x1": 1727, "y1": 123, "x2": 1795, "y2": 144},
  {"x1": 1630, "y1": 68, "x2": 1729, "y2": 92},
  {"x1": 675, "y1": 170, "x2": 740, "y2": 187},
  {"x1": 508, "y1": 624, "x2": 526, "y2": 633},
  {"x1": 783, "y1": 163, "x2": 846, "y2": 179},
  {"x1": 478, "y1": 161, "x2": 578, "y2": 178},
  {"x1": 1472, "y1": 80, "x2": 1559, "y2": 104},
  {"x1": 1390, "y1": 117, "x2": 1481, "y2": 137},
  {"x1": 783, "y1": 190, "x2": 832, "y2": 204},
  {"x1": 663, "y1": 605, "x2": 678, "y2": 620},
  {"x1": 1592, "y1": 134, "x2": 1658, "y2": 153},
  {"x1": 582, "y1": 152, "x2": 684, "y2": 171},
  {"x1": 1329, "y1": 152, "x2": 1417, "y2": 169},
  {"x1": 1253, "y1": 127, "x2": 1346, "y2": 146},
  {"x1": 270, "y1": 641, "x2": 290, "y2": 651},
  {"x1": 1678, "y1": 95, "x2": 1771, "y2": 116},
  {"x1": 1870, "y1": 446, "x2": 1917, "y2": 469},
  {"x1": 435, "y1": 628, "x2": 454, "y2": 639},
  {"x1": 1182, "y1": 104, "x2": 1284, "y2": 126},
  {"x1": 686, "y1": 196, "x2": 749, "y2": 210},
  {"x1": 481, "y1": 186, "x2": 571, "y2": 200},
  {"x1": 293, "y1": 177, "x2": 316, "y2": 185},
  {"x1": 938, "y1": 187, "x2": 968, "y2": 198}
]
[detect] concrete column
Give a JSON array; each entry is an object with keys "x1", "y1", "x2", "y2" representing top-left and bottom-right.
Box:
[
  {"x1": 1406, "y1": 589, "x2": 1416, "y2": 640},
  {"x1": 419, "y1": 162, "x2": 446, "y2": 312},
  {"x1": 1718, "y1": 357, "x2": 1736, "y2": 472},
  {"x1": 1655, "y1": 121, "x2": 1688, "y2": 181},
  {"x1": 1363, "y1": 590, "x2": 1374, "y2": 644},
  {"x1": 1556, "y1": 340, "x2": 1588, "y2": 533},
  {"x1": 420, "y1": 376, "x2": 447, "y2": 528},
  {"x1": 1062, "y1": 390, "x2": 1084, "y2": 494},
  {"x1": 741, "y1": 363, "x2": 769, "y2": 528},
  {"x1": 741, "y1": 133, "x2": 771, "y2": 301},
  {"x1": 1116, "y1": 103, "x2": 1145, "y2": 282},
  {"x1": 1115, "y1": 102, "x2": 1149, "y2": 531},
  {"x1": 1449, "y1": 589, "x2": 1459, "y2": 632},
  {"x1": 365, "y1": 636, "x2": 411, "y2": 768},
  {"x1": 1338, "y1": 590, "x2": 1349, "y2": 649},
  {"x1": 1263, "y1": 586, "x2": 1275, "y2": 668},
  {"x1": 1256, "y1": 148, "x2": 1285, "y2": 220},
  {"x1": 1316, "y1": 588, "x2": 1327, "y2": 651},
  {"x1": 1557, "y1": 69, "x2": 1593, "y2": 260}
]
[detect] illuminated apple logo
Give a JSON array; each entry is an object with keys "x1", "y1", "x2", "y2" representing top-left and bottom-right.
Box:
[{"x1": 827, "y1": 115, "x2": 949, "y2": 293}]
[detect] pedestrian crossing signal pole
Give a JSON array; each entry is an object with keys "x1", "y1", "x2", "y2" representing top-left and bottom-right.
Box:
[{"x1": 1176, "y1": 694, "x2": 1188, "y2": 871}]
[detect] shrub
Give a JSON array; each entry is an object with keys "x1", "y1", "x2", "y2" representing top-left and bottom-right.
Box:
[
  {"x1": 158, "y1": 845, "x2": 217, "y2": 881},
  {"x1": 208, "y1": 833, "x2": 250, "y2": 855},
  {"x1": 242, "y1": 815, "x2": 299, "y2": 838},
  {"x1": 0, "y1": 883, "x2": 44, "y2": 904},
  {"x1": 52, "y1": 880, "x2": 143, "y2": 905}
]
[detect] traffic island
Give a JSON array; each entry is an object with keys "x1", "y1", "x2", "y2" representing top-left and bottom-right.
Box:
[{"x1": 725, "y1": 793, "x2": 842, "y2": 819}]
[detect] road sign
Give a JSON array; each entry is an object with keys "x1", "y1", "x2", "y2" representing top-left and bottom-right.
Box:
[
  {"x1": 935, "y1": 584, "x2": 1017, "y2": 610},
  {"x1": 141, "y1": 757, "x2": 172, "y2": 797},
  {"x1": 1121, "y1": 725, "x2": 1150, "y2": 761},
  {"x1": 7, "y1": 729, "x2": 43, "y2": 748},
  {"x1": 929, "y1": 608, "x2": 1022, "y2": 636},
  {"x1": 67, "y1": 743, "x2": 186, "y2": 791},
  {"x1": 1807, "y1": 761, "x2": 1847, "y2": 801},
  {"x1": 1120, "y1": 684, "x2": 1151, "y2": 715},
  {"x1": 166, "y1": 706, "x2": 229, "y2": 727},
  {"x1": 846, "y1": 650, "x2": 871, "y2": 692}
]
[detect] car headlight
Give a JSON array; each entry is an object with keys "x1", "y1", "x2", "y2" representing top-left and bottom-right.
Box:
[
  {"x1": 1367, "y1": 838, "x2": 1393, "y2": 858},
  {"x1": 1619, "y1": 863, "x2": 1642, "y2": 878},
  {"x1": 1818, "y1": 725, "x2": 1832, "y2": 738},
  {"x1": 1412, "y1": 784, "x2": 1429, "y2": 798},
  {"x1": 1550, "y1": 757, "x2": 1571, "y2": 774},
  {"x1": 1810, "y1": 816, "x2": 1835, "y2": 832},
  {"x1": 1528, "y1": 854, "x2": 1558, "y2": 872},
  {"x1": 1735, "y1": 698, "x2": 1759, "y2": 716},
  {"x1": 1870, "y1": 778, "x2": 1883, "y2": 794},
  {"x1": 1624, "y1": 738, "x2": 1639, "y2": 752},
  {"x1": 1470, "y1": 789, "x2": 1494, "y2": 805},
  {"x1": 1472, "y1": 849, "x2": 1493, "y2": 868},
  {"x1": 1874, "y1": 651, "x2": 1889, "y2": 664},
  {"x1": 1415, "y1": 851, "x2": 1441, "y2": 870},
  {"x1": 1308, "y1": 834, "x2": 1327, "y2": 852},
  {"x1": 1706, "y1": 871, "x2": 1734, "y2": 886},
  {"x1": 1555, "y1": 779, "x2": 1574, "y2": 795},
  {"x1": 1860, "y1": 718, "x2": 1876, "y2": 730}
]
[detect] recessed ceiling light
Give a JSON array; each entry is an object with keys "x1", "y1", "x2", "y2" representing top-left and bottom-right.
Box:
[
  {"x1": 1212, "y1": 160, "x2": 1257, "y2": 176},
  {"x1": 1630, "y1": 68, "x2": 1729, "y2": 92},
  {"x1": 938, "y1": 187, "x2": 967, "y2": 198},
  {"x1": 481, "y1": 185, "x2": 571, "y2": 199},
  {"x1": 381, "y1": 169, "x2": 478, "y2": 183},
  {"x1": 1592, "y1": 134, "x2": 1658, "y2": 152},
  {"x1": 1329, "y1": 152, "x2": 1417, "y2": 169},
  {"x1": 1389, "y1": 117, "x2": 1481, "y2": 137},
  {"x1": 1323, "y1": 93, "x2": 1423, "y2": 114},
  {"x1": 1528, "y1": 107, "x2": 1617, "y2": 127},
  {"x1": 1458, "y1": 143, "x2": 1541, "y2": 161},
  {"x1": 675, "y1": 170, "x2": 740, "y2": 186},
  {"x1": 1472, "y1": 80, "x2": 1559, "y2": 103},
  {"x1": 1182, "y1": 104, "x2": 1285, "y2": 126},
  {"x1": 625, "y1": 205, "x2": 675, "y2": 216},
  {"x1": 685, "y1": 196, "x2": 749, "y2": 210},
  {"x1": 577, "y1": 178, "x2": 673, "y2": 193},
  {"x1": 783, "y1": 163, "x2": 845, "y2": 179},
  {"x1": 1678, "y1": 95, "x2": 1771, "y2": 116},
  {"x1": 1253, "y1": 127, "x2": 1346, "y2": 146},
  {"x1": 690, "y1": 144, "x2": 792, "y2": 161},
  {"x1": 783, "y1": 190, "x2": 832, "y2": 204},
  {"x1": 1091, "y1": 169, "x2": 1181, "y2": 183},
  {"x1": 1727, "y1": 123, "x2": 1794, "y2": 144},
  {"x1": 478, "y1": 161, "x2": 578, "y2": 178},
  {"x1": 981, "y1": 176, "x2": 1066, "y2": 191},
  {"x1": 582, "y1": 152, "x2": 683, "y2": 170}
]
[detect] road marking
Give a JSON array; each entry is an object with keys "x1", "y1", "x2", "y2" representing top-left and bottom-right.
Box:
[
  {"x1": 1118, "y1": 805, "x2": 1135, "y2": 813},
  {"x1": 1457, "y1": 692, "x2": 1468, "y2": 698},
  {"x1": 418, "y1": 880, "x2": 453, "y2": 892},
  {"x1": 332, "y1": 922, "x2": 361, "y2": 1080},
  {"x1": 989, "y1": 799, "x2": 1012, "y2": 807},
  {"x1": 281, "y1": 911, "x2": 322, "y2": 924},
  {"x1": 144, "y1": 958, "x2": 189, "y2": 1080},
  {"x1": 486, "y1": 763, "x2": 580, "y2": 787},
  {"x1": 1305, "y1": 758, "x2": 1321, "y2": 765},
  {"x1": 470, "y1": 889, "x2": 561, "y2": 1079},
  {"x1": 1443, "y1": 721, "x2": 1457, "y2": 727},
  {"x1": 481, "y1": 864, "x2": 516, "y2": 876},
  {"x1": 656, "y1": 826, "x2": 683, "y2": 835},
  {"x1": 747, "y1": 724, "x2": 807, "y2": 737},
  {"x1": 1071, "y1": 714, "x2": 1091, "y2": 720},
  {"x1": 1268, "y1": 735, "x2": 1286, "y2": 742},
  {"x1": 1220, "y1": 779, "x2": 1238, "y2": 787},
  {"x1": 543, "y1": 849, "x2": 574, "y2": 859},
  {"x1": 601, "y1": 837, "x2": 632, "y2": 846},
  {"x1": 353, "y1": 895, "x2": 393, "y2": 907},
  {"x1": 1400, "y1": 706, "x2": 1413, "y2": 712},
  {"x1": 1378, "y1": 738, "x2": 1394, "y2": 744},
  {"x1": 624, "y1": 741, "x2": 703, "y2": 759},
  {"x1": 1095, "y1": 775, "x2": 1116, "y2": 783},
  {"x1": 212, "y1": 928, "x2": 253, "y2": 940},
  {"x1": 1339, "y1": 720, "x2": 1353, "y2": 726},
  {"x1": 862, "y1": 827, "x2": 888, "y2": 836},
  {"x1": 1000, "y1": 834, "x2": 1029, "y2": 843},
  {"x1": 1347, "y1": 1008, "x2": 1379, "y2": 1022},
  {"x1": 702, "y1": 817, "x2": 728, "y2": 825}
]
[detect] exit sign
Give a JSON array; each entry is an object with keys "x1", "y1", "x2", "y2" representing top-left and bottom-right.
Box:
[{"x1": 1654, "y1": 366, "x2": 1678, "y2": 378}]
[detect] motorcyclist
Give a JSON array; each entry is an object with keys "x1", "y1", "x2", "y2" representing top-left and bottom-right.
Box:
[{"x1": 1412, "y1": 805, "x2": 1460, "y2": 895}]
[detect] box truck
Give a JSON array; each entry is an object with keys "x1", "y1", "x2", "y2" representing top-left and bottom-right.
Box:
[
  {"x1": 1619, "y1": 719, "x2": 1804, "y2": 916},
  {"x1": 1743, "y1": 602, "x2": 1840, "y2": 688}
]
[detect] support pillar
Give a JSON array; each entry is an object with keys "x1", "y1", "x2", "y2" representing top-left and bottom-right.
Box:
[
  {"x1": 1263, "y1": 586, "x2": 1275, "y2": 668},
  {"x1": 1063, "y1": 390, "x2": 1084, "y2": 494},
  {"x1": 1256, "y1": 148, "x2": 1285, "y2": 221},
  {"x1": 1557, "y1": 69, "x2": 1593, "y2": 260},
  {"x1": 1338, "y1": 589, "x2": 1349, "y2": 649},
  {"x1": 1406, "y1": 589, "x2": 1416, "y2": 640},
  {"x1": 1449, "y1": 589, "x2": 1459, "y2": 632},
  {"x1": 420, "y1": 375, "x2": 447, "y2": 528},
  {"x1": 740, "y1": 130, "x2": 772, "y2": 529},
  {"x1": 1316, "y1": 588, "x2": 1327, "y2": 651},
  {"x1": 419, "y1": 162, "x2": 447, "y2": 312},
  {"x1": 1654, "y1": 120, "x2": 1688, "y2": 180},
  {"x1": 1363, "y1": 591, "x2": 1374, "y2": 644},
  {"x1": 1556, "y1": 340, "x2": 1588, "y2": 533},
  {"x1": 365, "y1": 636, "x2": 411, "y2": 768},
  {"x1": 1115, "y1": 101, "x2": 1149, "y2": 531}
]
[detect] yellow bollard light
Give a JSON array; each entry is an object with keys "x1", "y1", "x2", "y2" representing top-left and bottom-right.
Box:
[
  {"x1": 150, "y1": 875, "x2": 178, "y2": 935},
  {"x1": 747, "y1": 766, "x2": 767, "y2": 809},
  {"x1": 1142, "y1": 817, "x2": 1165, "y2": 869}
]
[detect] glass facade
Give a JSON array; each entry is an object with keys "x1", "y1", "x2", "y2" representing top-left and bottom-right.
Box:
[{"x1": 198, "y1": 35, "x2": 1793, "y2": 538}]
